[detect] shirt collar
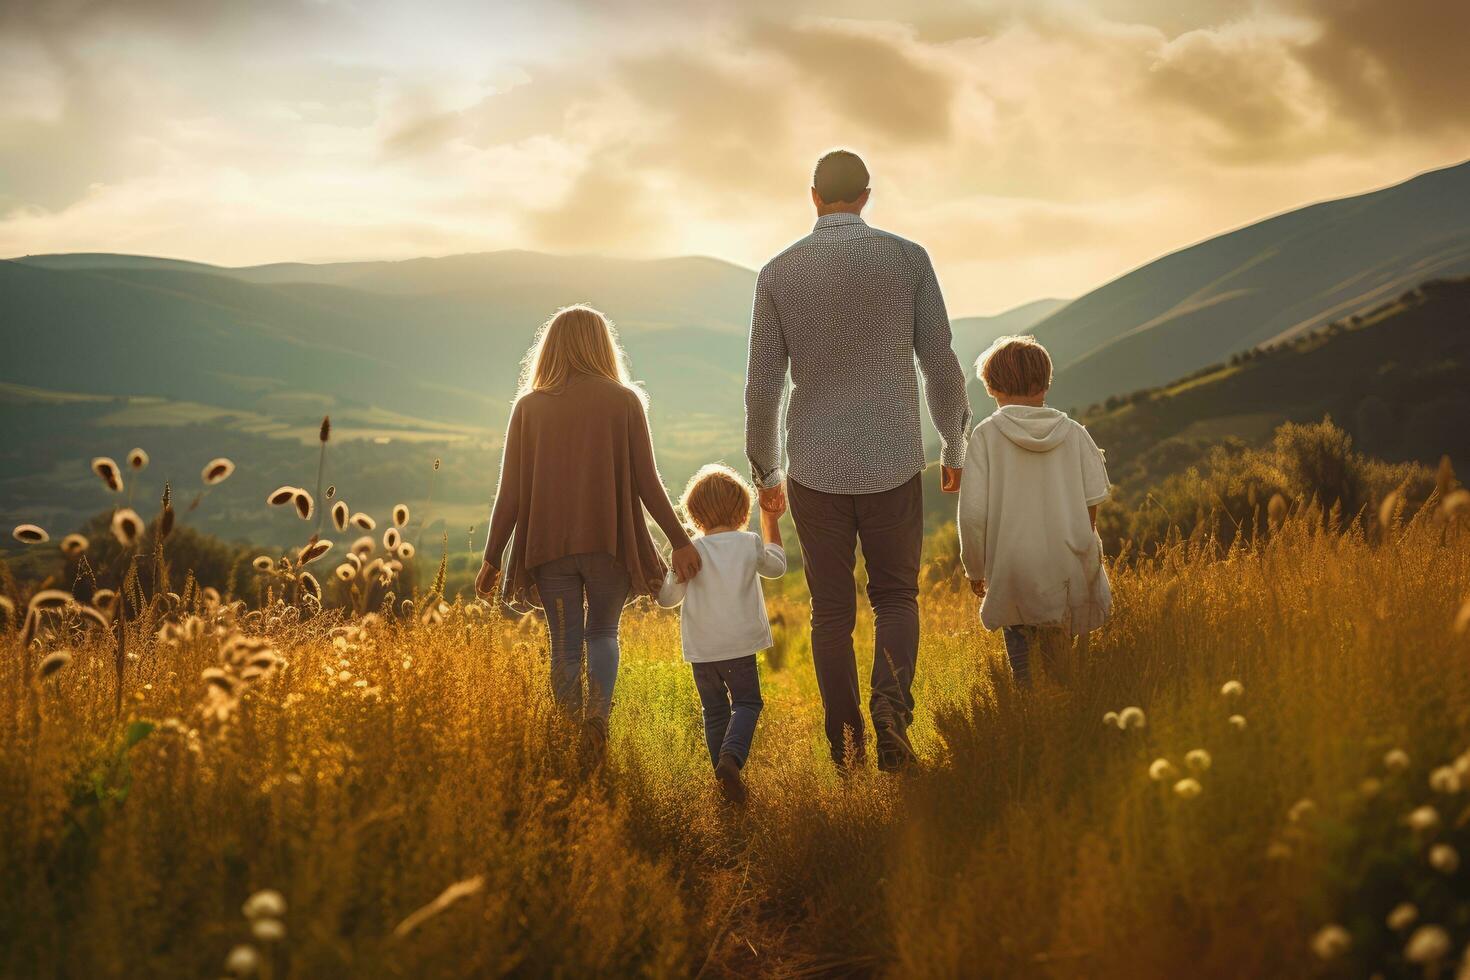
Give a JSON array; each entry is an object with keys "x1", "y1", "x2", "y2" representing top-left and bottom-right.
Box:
[{"x1": 813, "y1": 212, "x2": 866, "y2": 230}]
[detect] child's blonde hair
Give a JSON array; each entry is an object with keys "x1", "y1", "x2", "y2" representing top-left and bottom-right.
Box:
[
  {"x1": 978, "y1": 335, "x2": 1053, "y2": 397},
  {"x1": 680, "y1": 464, "x2": 753, "y2": 534},
  {"x1": 516, "y1": 304, "x2": 646, "y2": 406}
]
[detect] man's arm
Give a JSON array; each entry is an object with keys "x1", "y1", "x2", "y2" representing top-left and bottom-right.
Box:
[
  {"x1": 745, "y1": 266, "x2": 789, "y2": 500},
  {"x1": 912, "y1": 246, "x2": 972, "y2": 488}
]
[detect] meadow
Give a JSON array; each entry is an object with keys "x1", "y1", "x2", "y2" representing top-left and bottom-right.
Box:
[{"x1": 3, "y1": 476, "x2": 1470, "y2": 977}]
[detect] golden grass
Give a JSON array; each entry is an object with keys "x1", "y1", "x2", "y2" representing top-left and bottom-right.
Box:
[{"x1": 2, "y1": 510, "x2": 1468, "y2": 977}]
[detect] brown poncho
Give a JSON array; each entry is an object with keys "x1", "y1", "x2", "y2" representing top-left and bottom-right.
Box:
[{"x1": 482, "y1": 373, "x2": 692, "y2": 608}]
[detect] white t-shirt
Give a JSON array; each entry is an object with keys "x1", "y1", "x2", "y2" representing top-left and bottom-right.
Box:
[
  {"x1": 957, "y1": 405, "x2": 1112, "y2": 635},
  {"x1": 656, "y1": 530, "x2": 788, "y2": 663}
]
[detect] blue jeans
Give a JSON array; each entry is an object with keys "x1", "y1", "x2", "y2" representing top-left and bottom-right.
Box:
[
  {"x1": 690, "y1": 655, "x2": 764, "y2": 768},
  {"x1": 532, "y1": 553, "x2": 630, "y2": 723}
]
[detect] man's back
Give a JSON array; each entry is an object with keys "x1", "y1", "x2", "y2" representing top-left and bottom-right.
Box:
[{"x1": 745, "y1": 212, "x2": 971, "y2": 496}]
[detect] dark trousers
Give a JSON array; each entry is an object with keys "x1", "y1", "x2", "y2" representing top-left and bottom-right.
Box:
[
  {"x1": 690, "y1": 655, "x2": 764, "y2": 769},
  {"x1": 788, "y1": 474, "x2": 923, "y2": 765}
]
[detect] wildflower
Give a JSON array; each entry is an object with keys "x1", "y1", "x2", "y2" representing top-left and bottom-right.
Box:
[
  {"x1": 38, "y1": 649, "x2": 72, "y2": 678},
  {"x1": 1220, "y1": 680, "x2": 1244, "y2": 698},
  {"x1": 201, "y1": 458, "x2": 236, "y2": 485},
  {"x1": 1288, "y1": 799, "x2": 1316, "y2": 823},
  {"x1": 241, "y1": 889, "x2": 286, "y2": 920},
  {"x1": 1428, "y1": 844, "x2": 1459, "y2": 874},
  {"x1": 397, "y1": 542, "x2": 416, "y2": 560},
  {"x1": 1148, "y1": 758, "x2": 1177, "y2": 782},
  {"x1": 1429, "y1": 766, "x2": 1462, "y2": 794},
  {"x1": 252, "y1": 556, "x2": 274, "y2": 572},
  {"x1": 1385, "y1": 748, "x2": 1410, "y2": 772},
  {"x1": 1228, "y1": 714, "x2": 1247, "y2": 731},
  {"x1": 1185, "y1": 749, "x2": 1212, "y2": 772},
  {"x1": 334, "y1": 563, "x2": 355, "y2": 582},
  {"x1": 251, "y1": 918, "x2": 286, "y2": 942},
  {"x1": 267, "y1": 486, "x2": 298, "y2": 507},
  {"x1": 1387, "y1": 903, "x2": 1418, "y2": 931},
  {"x1": 352, "y1": 513, "x2": 376, "y2": 531},
  {"x1": 297, "y1": 540, "x2": 333, "y2": 565},
  {"x1": 1310, "y1": 924, "x2": 1351, "y2": 961},
  {"x1": 394, "y1": 503, "x2": 410, "y2": 527},
  {"x1": 298, "y1": 572, "x2": 321, "y2": 601},
  {"x1": 224, "y1": 944, "x2": 260, "y2": 976},
  {"x1": 1404, "y1": 925, "x2": 1451, "y2": 965},
  {"x1": 1103, "y1": 711, "x2": 1119, "y2": 728},
  {"x1": 1404, "y1": 806, "x2": 1441, "y2": 832},
  {"x1": 111, "y1": 508, "x2": 143, "y2": 546},
  {"x1": 12, "y1": 524, "x2": 48, "y2": 544},
  {"x1": 332, "y1": 500, "x2": 349, "y2": 532},
  {"x1": 292, "y1": 490, "x2": 314, "y2": 521},
  {"x1": 384, "y1": 527, "x2": 401, "y2": 551},
  {"x1": 1118, "y1": 706, "x2": 1146, "y2": 730},
  {"x1": 91, "y1": 456, "x2": 123, "y2": 492},
  {"x1": 351, "y1": 535, "x2": 375, "y2": 558},
  {"x1": 1173, "y1": 778, "x2": 1202, "y2": 799},
  {"x1": 127, "y1": 447, "x2": 149, "y2": 470}
]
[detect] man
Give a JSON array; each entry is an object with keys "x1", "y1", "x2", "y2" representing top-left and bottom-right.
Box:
[{"x1": 745, "y1": 149, "x2": 971, "y2": 772}]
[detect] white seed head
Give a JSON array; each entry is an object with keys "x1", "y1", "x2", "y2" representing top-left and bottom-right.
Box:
[
  {"x1": 334, "y1": 563, "x2": 355, "y2": 582},
  {"x1": 127, "y1": 447, "x2": 149, "y2": 471},
  {"x1": 1148, "y1": 758, "x2": 1177, "y2": 782},
  {"x1": 1386, "y1": 902, "x2": 1418, "y2": 931},
  {"x1": 59, "y1": 533, "x2": 89, "y2": 556},
  {"x1": 1173, "y1": 778, "x2": 1202, "y2": 799},
  {"x1": 242, "y1": 889, "x2": 286, "y2": 920},
  {"x1": 1228, "y1": 714, "x2": 1247, "y2": 731},
  {"x1": 1404, "y1": 806, "x2": 1441, "y2": 832},
  {"x1": 1404, "y1": 925, "x2": 1451, "y2": 965},
  {"x1": 397, "y1": 542, "x2": 415, "y2": 560},
  {"x1": 1118, "y1": 706, "x2": 1146, "y2": 730},
  {"x1": 224, "y1": 943, "x2": 260, "y2": 976},
  {"x1": 1310, "y1": 924, "x2": 1351, "y2": 961},
  {"x1": 1185, "y1": 749, "x2": 1212, "y2": 772},
  {"x1": 251, "y1": 918, "x2": 286, "y2": 942},
  {"x1": 91, "y1": 456, "x2": 123, "y2": 492},
  {"x1": 1428, "y1": 766, "x2": 1461, "y2": 794},
  {"x1": 110, "y1": 508, "x2": 143, "y2": 546},
  {"x1": 1428, "y1": 844, "x2": 1460, "y2": 874},
  {"x1": 1287, "y1": 799, "x2": 1317, "y2": 823},
  {"x1": 1385, "y1": 748, "x2": 1411, "y2": 772},
  {"x1": 12, "y1": 523, "x2": 49, "y2": 544},
  {"x1": 352, "y1": 513, "x2": 376, "y2": 531},
  {"x1": 38, "y1": 649, "x2": 73, "y2": 678},
  {"x1": 201, "y1": 457, "x2": 236, "y2": 485},
  {"x1": 1220, "y1": 680, "x2": 1244, "y2": 698},
  {"x1": 1103, "y1": 711, "x2": 1119, "y2": 727},
  {"x1": 393, "y1": 503, "x2": 410, "y2": 527}
]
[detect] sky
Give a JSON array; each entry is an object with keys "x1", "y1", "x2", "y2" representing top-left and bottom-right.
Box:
[{"x1": 0, "y1": 0, "x2": 1467, "y2": 315}]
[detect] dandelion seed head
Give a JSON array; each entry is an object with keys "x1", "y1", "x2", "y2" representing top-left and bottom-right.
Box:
[
  {"x1": 292, "y1": 490, "x2": 314, "y2": 521},
  {"x1": 1220, "y1": 680, "x2": 1244, "y2": 698},
  {"x1": 397, "y1": 542, "x2": 415, "y2": 560},
  {"x1": 1385, "y1": 748, "x2": 1410, "y2": 772},
  {"x1": 252, "y1": 556, "x2": 274, "y2": 572},
  {"x1": 393, "y1": 503, "x2": 410, "y2": 527},
  {"x1": 224, "y1": 944, "x2": 260, "y2": 976},
  {"x1": 1404, "y1": 925, "x2": 1451, "y2": 964},
  {"x1": 38, "y1": 649, "x2": 72, "y2": 678},
  {"x1": 1148, "y1": 758, "x2": 1177, "y2": 782},
  {"x1": 242, "y1": 889, "x2": 286, "y2": 920},
  {"x1": 352, "y1": 513, "x2": 376, "y2": 531},
  {"x1": 111, "y1": 508, "x2": 143, "y2": 546},
  {"x1": 127, "y1": 447, "x2": 149, "y2": 471},
  {"x1": 91, "y1": 457, "x2": 123, "y2": 492},
  {"x1": 267, "y1": 486, "x2": 298, "y2": 507},
  {"x1": 332, "y1": 500, "x2": 349, "y2": 532},
  {"x1": 1288, "y1": 799, "x2": 1316, "y2": 823},
  {"x1": 1118, "y1": 706, "x2": 1146, "y2": 730},
  {"x1": 1173, "y1": 778, "x2": 1202, "y2": 799},
  {"x1": 1228, "y1": 714, "x2": 1247, "y2": 731},
  {"x1": 297, "y1": 540, "x2": 333, "y2": 565},
  {"x1": 384, "y1": 527, "x2": 401, "y2": 551},
  {"x1": 334, "y1": 563, "x2": 355, "y2": 582},
  {"x1": 12, "y1": 523, "x2": 49, "y2": 544},
  {"x1": 201, "y1": 458, "x2": 236, "y2": 486},
  {"x1": 298, "y1": 571, "x2": 321, "y2": 600},
  {"x1": 251, "y1": 918, "x2": 286, "y2": 942},
  {"x1": 1387, "y1": 902, "x2": 1418, "y2": 931},
  {"x1": 1103, "y1": 711, "x2": 1119, "y2": 727},
  {"x1": 1428, "y1": 844, "x2": 1459, "y2": 874},
  {"x1": 1429, "y1": 766, "x2": 1461, "y2": 794},
  {"x1": 1404, "y1": 805, "x2": 1440, "y2": 832},
  {"x1": 1185, "y1": 749, "x2": 1212, "y2": 772},
  {"x1": 1310, "y1": 924, "x2": 1350, "y2": 960}
]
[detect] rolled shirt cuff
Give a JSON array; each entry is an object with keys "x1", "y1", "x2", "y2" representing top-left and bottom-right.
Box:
[
  {"x1": 939, "y1": 444, "x2": 967, "y2": 470},
  {"x1": 753, "y1": 465, "x2": 787, "y2": 490}
]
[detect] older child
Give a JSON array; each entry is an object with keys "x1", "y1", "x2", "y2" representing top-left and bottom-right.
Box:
[
  {"x1": 658, "y1": 464, "x2": 786, "y2": 804},
  {"x1": 957, "y1": 335, "x2": 1111, "y2": 688}
]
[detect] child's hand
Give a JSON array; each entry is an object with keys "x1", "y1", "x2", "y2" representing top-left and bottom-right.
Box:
[{"x1": 968, "y1": 578, "x2": 985, "y2": 598}]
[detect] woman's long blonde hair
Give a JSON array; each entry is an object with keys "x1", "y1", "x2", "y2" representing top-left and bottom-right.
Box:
[{"x1": 515, "y1": 304, "x2": 646, "y2": 406}]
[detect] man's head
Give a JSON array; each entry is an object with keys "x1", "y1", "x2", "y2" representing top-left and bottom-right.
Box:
[
  {"x1": 811, "y1": 149, "x2": 870, "y2": 214},
  {"x1": 978, "y1": 335, "x2": 1053, "y2": 403}
]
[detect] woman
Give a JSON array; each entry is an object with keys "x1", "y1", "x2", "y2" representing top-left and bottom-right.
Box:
[{"x1": 475, "y1": 305, "x2": 701, "y2": 756}]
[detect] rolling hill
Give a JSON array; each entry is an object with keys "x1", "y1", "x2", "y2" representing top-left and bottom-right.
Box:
[{"x1": 1031, "y1": 158, "x2": 1470, "y2": 410}]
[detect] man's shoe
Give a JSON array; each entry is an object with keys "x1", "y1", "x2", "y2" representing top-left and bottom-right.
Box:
[
  {"x1": 875, "y1": 718, "x2": 918, "y2": 773},
  {"x1": 715, "y1": 753, "x2": 748, "y2": 805}
]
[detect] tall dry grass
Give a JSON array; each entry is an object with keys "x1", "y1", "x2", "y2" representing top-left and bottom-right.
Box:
[{"x1": 2, "y1": 504, "x2": 1468, "y2": 978}]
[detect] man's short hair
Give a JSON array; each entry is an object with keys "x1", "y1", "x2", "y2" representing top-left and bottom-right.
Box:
[
  {"x1": 978, "y1": 335, "x2": 1054, "y2": 397},
  {"x1": 813, "y1": 150, "x2": 869, "y2": 204}
]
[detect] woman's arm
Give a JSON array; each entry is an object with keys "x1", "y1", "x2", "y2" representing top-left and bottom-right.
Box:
[
  {"x1": 482, "y1": 401, "x2": 525, "y2": 569},
  {"x1": 627, "y1": 395, "x2": 699, "y2": 572}
]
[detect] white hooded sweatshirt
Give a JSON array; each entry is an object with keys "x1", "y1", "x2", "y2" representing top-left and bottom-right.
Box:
[{"x1": 957, "y1": 404, "x2": 1112, "y2": 634}]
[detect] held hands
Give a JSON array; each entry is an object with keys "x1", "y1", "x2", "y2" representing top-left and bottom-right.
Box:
[
  {"x1": 475, "y1": 560, "x2": 500, "y2": 599},
  {"x1": 969, "y1": 577, "x2": 986, "y2": 598},
  {"x1": 758, "y1": 482, "x2": 787, "y2": 517},
  {"x1": 941, "y1": 465, "x2": 962, "y2": 493},
  {"x1": 671, "y1": 543, "x2": 702, "y2": 583}
]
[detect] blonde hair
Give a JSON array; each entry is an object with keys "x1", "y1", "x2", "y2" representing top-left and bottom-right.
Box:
[
  {"x1": 516, "y1": 304, "x2": 645, "y2": 406},
  {"x1": 680, "y1": 464, "x2": 754, "y2": 535},
  {"x1": 978, "y1": 335, "x2": 1053, "y2": 397}
]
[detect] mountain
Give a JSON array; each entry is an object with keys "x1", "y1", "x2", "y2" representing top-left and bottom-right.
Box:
[
  {"x1": 950, "y1": 297, "x2": 1069, "y2": 364},
  {"x1": 1079, "y1": 275, "x2": 1470, "y2": 492},
  {"x1": 1030, "y1": 159, "x2": 1470, "y2": 410}
]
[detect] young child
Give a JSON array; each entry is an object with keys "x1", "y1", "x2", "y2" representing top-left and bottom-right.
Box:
[
  {"x1": 658, "y1": 464, "x2": 787, "y2": 804},
  {"x1": 957, "y1": 335, "x2": 1112, "y2": 689}
]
